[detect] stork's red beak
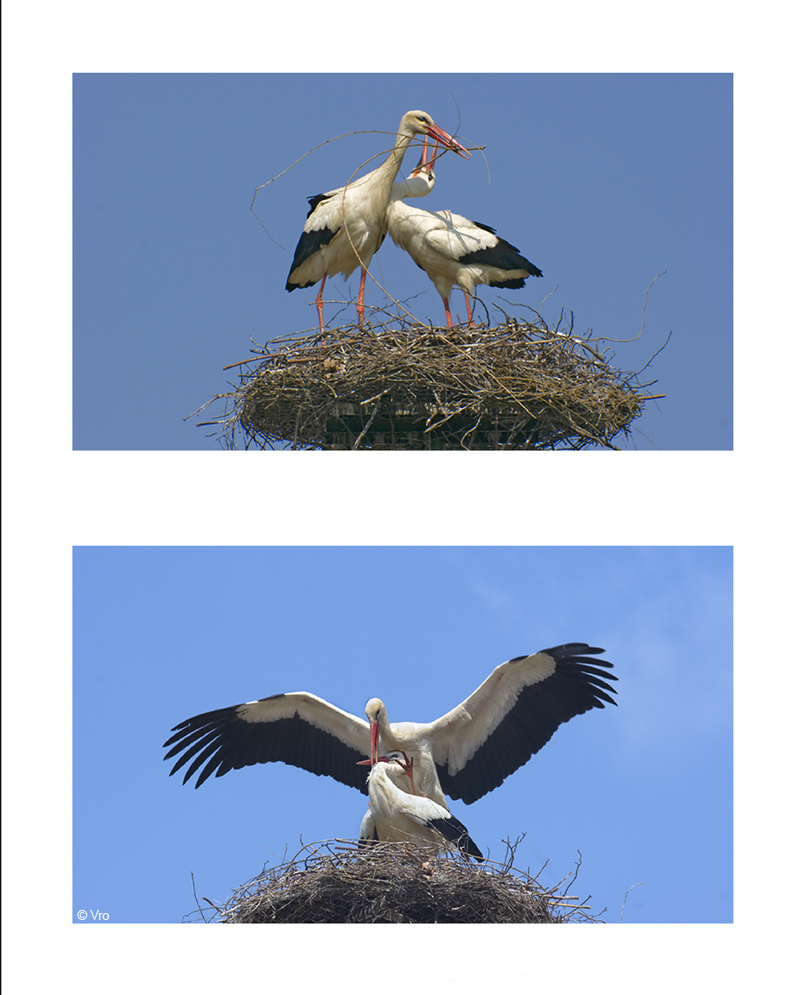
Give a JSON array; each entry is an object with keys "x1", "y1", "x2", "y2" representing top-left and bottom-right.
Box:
[
  {"x1": 401, "y1": 753, "x2": 417, "y2": 794},
  {"x1": 411, "y1": 138, "x2": 436, "y2": 178},
  {"x1": 370, "y1": 721, "x2": 379, "y2": 765},
  {"x1": 426, "y1": 123, "x2": 471, "y2": 160},
  {"x1": 415, "y1": 136, "x2": 430, "y2": 173},
  {"x1": 358, "y1": 755, "x2": 391, "y2": 765}
]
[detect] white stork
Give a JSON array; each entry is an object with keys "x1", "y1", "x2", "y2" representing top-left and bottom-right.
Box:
[
  {"x1": 385, "y1": 155, "x2": 542, "y2": 328},
  {"x1": 357, "y1": 744, "x2": 417, "y2": 846},
  {"x1": 357, "y1": 752, "x2": 484, "y2": 861},
  {"x1": 163, "y1": 644, "x2": 616, "y2": 823},
  {"x1": 285, "y1": 110, "x2": 470, "y2": 334}
]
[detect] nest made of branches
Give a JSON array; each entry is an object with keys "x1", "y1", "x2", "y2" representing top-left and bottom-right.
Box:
[
  {"x1": 189, "y1": 839, "x2": 604, "y2": 924},
  {"x1": 200, "y1": 313, "x2": 657, "y2": 450}
]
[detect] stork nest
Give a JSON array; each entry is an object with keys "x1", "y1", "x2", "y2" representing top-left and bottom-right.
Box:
[
  {"x1": 200, "y1": 314, "x2": 657, "y2": 450},
  {"x1": 188, "y1": 839, "x2": 604, "y2": 924}
]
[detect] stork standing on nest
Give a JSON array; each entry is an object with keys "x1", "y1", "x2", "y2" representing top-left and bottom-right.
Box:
[
  {"x1": 386, "y1": 149, "x2": 542, "y2": 328},
  {"x1": 358, "y1": 751, "x2": 484, "y2": 860},
  {"x1": 164, "y1": 644, "x2": 616, "y2": 838},
  {"x1": 285, "y1": 111, "x2": 471, "y2": 334}
]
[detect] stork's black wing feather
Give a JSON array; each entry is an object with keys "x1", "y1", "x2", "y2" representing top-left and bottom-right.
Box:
[
  {"x1": 428, "y1": 815, "x2": 484, "y2": 862},
  {"x1": 437, "y1": 644, "x2": 617, "y2": 805},
  {"x1": 163, "y1": 693, "x2": 371, "y2": 793},
  {"x1": 458, "y1": 233, "x2": 543, "y2": 281}
]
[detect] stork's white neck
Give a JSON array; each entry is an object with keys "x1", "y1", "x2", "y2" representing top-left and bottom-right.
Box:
[{"x1": 361, "y1": 122, "x2": 428, "y2": 211}]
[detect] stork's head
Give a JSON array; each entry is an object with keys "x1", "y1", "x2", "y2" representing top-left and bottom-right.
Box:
[
  {"x1": 398, "y1": 111, "x2": 471, "y2": 160},
  {"x1": 383, "y1": 750, "x2": 412, "y2": 770},
  {"x1": 358, "y1": 749, "x2": 416, "y2": 793},
  {"x1": 392, "y1": 160, "x2": 435, "y2": 202},
  {"x1": 364, "y1": 698, "x2": 387, "y2": 766}
]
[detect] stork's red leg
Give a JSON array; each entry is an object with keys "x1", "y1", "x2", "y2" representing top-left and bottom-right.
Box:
[
  {"x1": 356, "y1": 266, "x2": 368, "y2": 327},
  {"x1": 443, "y1": 297, "x2": 454, "y2": 329},
  {"x1": 315, "y1": 273, "x2": 328, "y2": 335},
  {"x1": 463, "y1": 291, "x2": 474, "y2": 328}
]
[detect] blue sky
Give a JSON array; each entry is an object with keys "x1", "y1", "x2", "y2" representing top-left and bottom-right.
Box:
[
  {"x1": 73, "y1": 73, "x2": 731, "y2": 450},
  {"x1": 72, "y1": 546, "x2": 732, "y2": 924}
]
